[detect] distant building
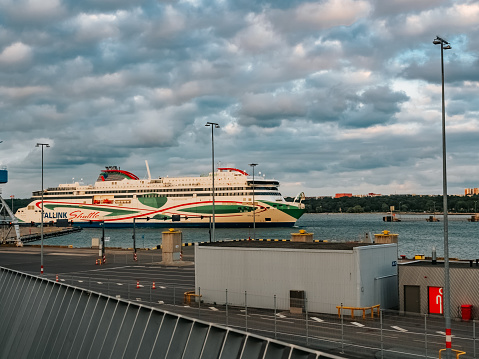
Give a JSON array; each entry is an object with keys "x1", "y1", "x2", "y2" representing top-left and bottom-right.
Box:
[
  {"x1": 334, "y1": 193, "x2": 352, "y2": 198},
  {"x1": 465, "y1": 188, "x2": 479, "y2": 196}
]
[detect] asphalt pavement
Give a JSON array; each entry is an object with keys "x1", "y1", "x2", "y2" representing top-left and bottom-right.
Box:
[{"x1": 1, "y1": 245, "x2": 476, "y2": 359}]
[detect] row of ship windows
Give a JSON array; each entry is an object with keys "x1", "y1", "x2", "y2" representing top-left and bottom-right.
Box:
[
  {"x1": 34, "y1": 191, "x2": 281, "y2": 200},
  {"x1": 141, "y1": 192, "x2": 280, "y2": 197},
  {"x1": 36, "y1": 189, "x2": 279, "y2": 196},
  {"x1": 38, "y1": 186, "x2": 277, "y2": 196}
]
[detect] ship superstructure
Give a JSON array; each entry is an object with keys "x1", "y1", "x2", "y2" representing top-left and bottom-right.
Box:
[{"x1": 15, "y1": 166, "x2": 305, "y2": 227}]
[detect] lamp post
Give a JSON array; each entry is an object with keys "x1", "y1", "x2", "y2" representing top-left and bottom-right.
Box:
[
  {"x1": 101, "y1": 220, "x2": 106, "y2": 263},
  {"x1": 433, "y1": 35, "x2": 452, "y2": 358},
  {"x1": 205, "y1": 122, "x2": 219, "y2": 242},
  {"x1": 133, "y1": 218, "x2": 137, "y2": 261},
  {"x1": 36, "y1": 143, "x2": 50, "y2": 275},
  {"x1": 249, "y1": 163, "x2": 258, "y2": 239}
]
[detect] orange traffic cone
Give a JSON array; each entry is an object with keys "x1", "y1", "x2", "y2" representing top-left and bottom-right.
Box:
[
  {"x1": 56, "y1": 275, "x2": 59, "y2": 282},
  {"x1": 152, "y1": 281, "x2": 156, "y2": 289},
  {"x1": 137, "y1": 280, "x2": 140, "y2": 289}
]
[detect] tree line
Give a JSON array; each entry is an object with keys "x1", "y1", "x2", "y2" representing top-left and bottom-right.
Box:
[
  {"x1": 5, "y1": 195, "x2": 479, "y2": 215},
  {"x1": 293, "y1": 195, "x2": 479, "y2": 214}
]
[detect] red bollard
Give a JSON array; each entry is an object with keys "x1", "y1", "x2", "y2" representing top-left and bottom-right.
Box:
[
  {"x1": 56, "y1": 275, "x2": 59, "y2": 282},
  {"x1": 137, "y1": 280, "x2": 140, "y2": 289},
  {"x1": 152, "y1": 281, "x2": 156, "y2": 289}
]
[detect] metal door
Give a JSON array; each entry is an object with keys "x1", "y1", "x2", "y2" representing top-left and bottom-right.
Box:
[{"x1": 404, "y1": 285, "x2": 421, "y2": 313}]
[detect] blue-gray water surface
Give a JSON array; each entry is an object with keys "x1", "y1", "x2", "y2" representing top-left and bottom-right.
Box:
[{"x1": 29, "y1": 213, "x2": 479, "y2": 260}]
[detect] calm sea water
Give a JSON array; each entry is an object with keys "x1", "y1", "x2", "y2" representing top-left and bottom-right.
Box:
[{"x1": 29, "y1": 213, "x2": 479, "y2": 260}]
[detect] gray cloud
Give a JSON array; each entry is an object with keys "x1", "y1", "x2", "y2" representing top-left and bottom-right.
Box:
[{"x1": 0, "y1": 0, "x2": 478, "y2": 198}]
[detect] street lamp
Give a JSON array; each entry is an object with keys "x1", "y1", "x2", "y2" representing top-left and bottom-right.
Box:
[
  {"x1": 249, "y1": 163, "x2": 258, "y2": 239},
  {"x1": 433, "y1": 35, "x2": 452, "y2": 357},
  {"x1": 133, "y1": 217, "x2": 137, "y2": 261},
  {"x1": 101, "y1": 220, "x2": 106, "y2": 263},
  {"x1": 205, "y1": 122, "x2": 219, "y2": 242},
  {"x1": 36, "y1": 142, "x2": 50, "y2": 275}
]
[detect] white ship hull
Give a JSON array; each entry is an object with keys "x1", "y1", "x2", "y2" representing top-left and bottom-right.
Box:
[{"x1": 15, "y1": 166, "x2": 305, "y2": 228}]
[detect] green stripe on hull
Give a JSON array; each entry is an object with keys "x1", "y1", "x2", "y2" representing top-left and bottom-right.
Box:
[
  {"x1": 263, "y1": 201, "x2": 305, "y2": 219},
  {"x1": 177, "y1": 204, "x2": 252, "y2": 215},
  {"x1": 138, "y1": 196, "x2": 168, "y2": 208}
]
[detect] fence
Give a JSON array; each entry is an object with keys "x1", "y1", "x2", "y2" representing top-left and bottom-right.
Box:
[
  {"x1": 35, "y1": 274, "x2": 478, "y2": 358},
  {"x1": 0, "y1": 267, "x2": 337, "y2": 359}
]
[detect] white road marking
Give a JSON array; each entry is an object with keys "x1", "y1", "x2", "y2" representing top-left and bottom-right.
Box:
[
  {"x1": 158, "y1": 301, "x2": 164, "y2": 304},
  {"x1": 136, "y1": 298, "x2": 141, "y2": 301},
  {"x1": 311, "y1": 317, "x2": 323, "y2": 322},
  {"x1": 436, "y1": 331, "x2": 455, "y2": 337},
  {"x1": 48, "y1": 253, "x2": 92, "y2": 257},
  {"x1": 391, "y1": 326, "x2": 408, "y2": 332},
  {"x1": 276, "y1": 313, "x2": 286, "y2": 318},
  {"x1": 159, "y1": 286, "x2": 166, "y2": 289},
  {"x1": 97, "y1": 282, "x2": 103, "y2": 284},
  {"x1": 209, "y1": 307, "x2": 219, "y2": 311},
  {"x1": 351, "y1": 322, "x2": 365, "y2": 327}
]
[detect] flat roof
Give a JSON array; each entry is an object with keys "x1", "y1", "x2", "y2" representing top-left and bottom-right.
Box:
[
  {"x1": 401, "y1": 260, "x2": 479, "y2": 269},
  {"x1": 199, "y1": 240, "x2": 382, "y2": 250}
]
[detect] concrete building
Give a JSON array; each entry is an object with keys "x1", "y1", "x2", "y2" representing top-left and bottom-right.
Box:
[
  {"x1": 465, "y1": 187, "x2": 479, "y2": 196},
  {"x1": 195, "y1": 241, "x2": 398, "y2": 314},
  {"x1": 399, "y1": 260, "x2": 479, "y2": 319}
]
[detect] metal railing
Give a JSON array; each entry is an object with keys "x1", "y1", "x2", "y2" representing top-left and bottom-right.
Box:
[{"x1": 26, "y1": 273, "x2": 479, "y2": 359}]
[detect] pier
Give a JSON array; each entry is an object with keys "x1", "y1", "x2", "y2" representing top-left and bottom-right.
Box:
[{"x1": 1, "y1": 225, "x2": 82, "y2": 244}]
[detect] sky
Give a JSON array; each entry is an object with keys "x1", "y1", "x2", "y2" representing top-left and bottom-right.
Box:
[{"x1": 0, "y1": 0, "x2": 478, "y2": 199}]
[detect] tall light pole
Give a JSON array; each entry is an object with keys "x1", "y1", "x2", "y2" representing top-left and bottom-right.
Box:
[
  {"x1": 205, "y1": 122, "x2": 219, "y2": 242},
  {"x1": 36, "y1": 143, "x2": 50, "y2": 275},
  {"x1": 433, "y1": 35, "x2": 452, "y2": 358},
  {"x1": 249, "y1": 163, "x2": 258, "y2": 239}
]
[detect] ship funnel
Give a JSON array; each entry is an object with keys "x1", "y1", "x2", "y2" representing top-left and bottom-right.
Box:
[{"x1": 432, "y1": 246, "x2": 437, "y2": 265}]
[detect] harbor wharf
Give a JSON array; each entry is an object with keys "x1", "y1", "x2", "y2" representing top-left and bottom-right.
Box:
[
  {"x1": 0, "y1": 244, "x2": 477, "y2": 358},
  {"x1": 1, "y1": 225, "x2": 82, "y2": 244}
]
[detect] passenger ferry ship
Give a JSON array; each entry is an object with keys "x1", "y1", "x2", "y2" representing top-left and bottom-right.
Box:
[{"x1": 15, "y1": 165, "x2": 305, "y2": 228}]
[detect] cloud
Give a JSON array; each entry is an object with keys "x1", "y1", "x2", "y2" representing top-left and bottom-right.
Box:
[
  {"x1": 293, "y1": 0, "x2": 372, "y2": 29},
  {"x1": 0, "y1": 0, "x2": 66, "y2": 25},
  {"x1": 0, "y1": 0, "x2": 478, "y2": 199},
  {"x1": 0, "y1": 42, "x2": 33, "y2": 69},
  {"x1": 237, "y1": 92, "x2": 307, "y2": 127}
]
